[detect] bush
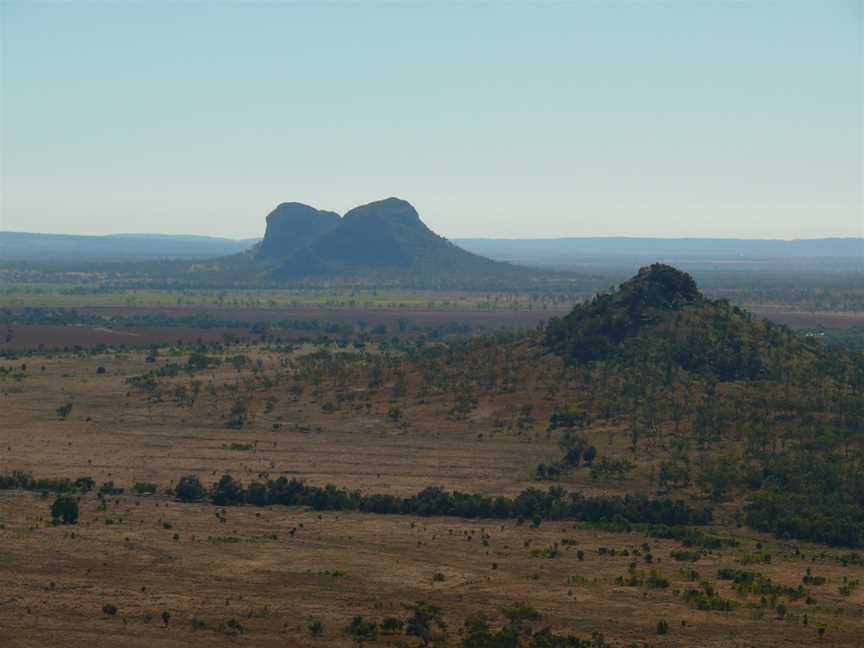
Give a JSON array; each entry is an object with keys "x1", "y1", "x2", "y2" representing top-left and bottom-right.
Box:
[
  {"x1": 133, "y1": 482, "x2": 158, "y2": 495},
  {"x1": 56, "y1": 402, "x2": 73, "y2": 419},
  {"x1": 308, "y1": 619, "x2": 324, "y2": 637},
  {"x1": 344, "y1": 616, "x2": 378, "y2": 646},
  {"x1": 381, "y1": 617, "x2": 404, "y2": 634},
  {"x1": 212, "y1": 474, "x2": 245, "y2": 506},
  {"x1": 51, "y1": 496, "x2": 79, "y2": 525},
  {"x1": 175, "y1": 475, "x2": 205, "y2": 502}
]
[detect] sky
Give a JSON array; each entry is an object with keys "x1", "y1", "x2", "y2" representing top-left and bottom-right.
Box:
[{"x1": 1, "y1": 1, "x2": 861, "y2": 240}]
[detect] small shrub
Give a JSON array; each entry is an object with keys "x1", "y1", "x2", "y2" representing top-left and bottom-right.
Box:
[
  {"x1": 51, "y1": 496, "x2": 79, "y2": 525},
  {"x1": 308, "y1": 619, "x2": 324, "y2": 637}
]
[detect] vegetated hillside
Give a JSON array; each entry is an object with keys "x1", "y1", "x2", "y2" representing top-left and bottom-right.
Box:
[
  {"x1": 540, "y1": 264, "x2": 864, "y2": 545},
  {"x1": 256, "y1": 202, "x2": 341, "y2": 259},
  {"x1": 545, "y1": 263, "x2": 812, "y2": 380},
  {"x1": 103, "y1": 263, "x2": 860, "y2": 547},
  {"x1": 269, "y1": 197, "x2": 556, "y2": 288}
]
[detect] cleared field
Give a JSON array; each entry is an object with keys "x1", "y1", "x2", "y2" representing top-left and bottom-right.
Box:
[
  {"x1": 746, "y1": 307, "x2": 864, "y2": 330},
  {"x1": 4, "y1": 489, "x2": 861, "y2": 648},
  {"x1": 0, "y1": 305, "x2": 565, "y2": 351},
  {"x1": 0, "y1": 284, "x2": 578, "y2": 310}
]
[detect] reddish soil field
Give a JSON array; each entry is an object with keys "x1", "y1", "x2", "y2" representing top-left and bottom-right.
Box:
[
  {"x1": 72, "y1": 305, "x2": 566, "y2": 328},
  {"x1": 1, "y1": 306, "x2": 567, "y2": 351},
  {"x1": 0, "y1": 325, "x2": 269, "y2": 351},
  {"x1": 747, "y1": 307, "x2": 864, "y2": 330}
]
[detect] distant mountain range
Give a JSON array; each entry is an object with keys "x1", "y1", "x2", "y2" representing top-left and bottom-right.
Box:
[
  {"x1": 455, "y1": 237, "x2": 864, "y2": 267},
  {"x1": 2, "y1": 206, "x2": 860, "y2": 283},
  {"x1": 0, "y1": 231, "x2": 259, "y2": 262}
]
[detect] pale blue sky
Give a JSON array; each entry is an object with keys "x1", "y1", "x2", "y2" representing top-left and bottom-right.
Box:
[{"x1": 1, "y1": 1, "x2": 861, "y2": 239}]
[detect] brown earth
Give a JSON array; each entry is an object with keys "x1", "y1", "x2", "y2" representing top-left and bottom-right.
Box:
[{"x1": 1, "y1": 345, "x2": 862, "y2": 648}]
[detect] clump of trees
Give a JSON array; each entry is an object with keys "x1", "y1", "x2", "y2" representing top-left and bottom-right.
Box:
[
  {"x1": 51, "y1": 495, "x2": 79, "y2": 524},
  {"x1": 462, "y1": 603, "x2": 612, "y2": 647},
  {"x1": 164, "y1": 473, "x2": 712, "y2": 526},
  {"x1": 174, "y1": 475, "x2": 206, "y2": 502}
]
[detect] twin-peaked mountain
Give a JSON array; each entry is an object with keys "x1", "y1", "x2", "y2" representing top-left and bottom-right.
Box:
[{"x1": 254, "y1": 197, "x2": 540, "y2": 286}]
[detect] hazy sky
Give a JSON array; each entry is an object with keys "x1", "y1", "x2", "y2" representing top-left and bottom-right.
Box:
[{"x1": 1, "y1": 1, "x2": 861, "y2": 239}]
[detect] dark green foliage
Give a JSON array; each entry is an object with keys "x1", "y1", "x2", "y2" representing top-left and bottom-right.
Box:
[
  {"x1": 173, "y1": 474, "x2": 712, "y2": 526},
  {"x1": 745, "y1": 451, "x2": 864, "y2": 547},
  {"x1": 380, "y1": 617, "x2": 403, "y2": 634},
  {"x1": 217, "y1": 618, "x2": 244, "y2": 636},
  {"x1": 547, "y1": 410, "x2": 586, "y2": 431},
  {"x1": 344, "y1": 615, "x2": 378, "y2": 646},
  {"x1": 544, "y1": 263, "x2": 791, "y2": 380},
  {"x1": 51, "y1": 495, "x2": 79, "y2": 524},
  {"x1": 461, "y1": 605, "x2": 610, "y2": 647},
  {"x1": 678, "y1": 582, "x2": 738, "y2": 611},
  {"x1": 645, "y1": 524, "x2": 738, "y2": 550},
  {"x1": 696, "y1": 454, "x2": 742, "y2": 501},
  {"x1": 55, "y1": 402, "x2": 73, "y2": 419},
  {"x1": 308, "y1": 619, "x2": 325, "y2": 638},
  {"x1": 615, "y1": 567, "x2": 669, "y2": 588},
  {"x1": 717, "y1": 568, "x2": 807, "y2": 599},
  {"x1": 74, "y1": 476, "x2": 95, "y2": 493},
  {"x1": 0, "y1": 471, "x2": 77, "y2": 494},
  {"x1": 132, "y1": 482, "x2": 157, "y2": 495},
  {"x1": 175, "y1": 474, "x2": 205, "y2": 502},
  {"x1": 99, "y1": 481, "x2": 123, "y2": 495},
  {"x1": 212, "y1": 474, "x2": 245, "y2": 506},
  {"x1": 185, "y1": 352, "x2": 213, "y2": 371},
  {"x1": 534, "y1": 462, "x2": 563, "y2": 481},
  {"x1": 545, "y1": 264, "x2": 701, "y2": 363},
  {"x1": 403, "y1": 601, "x2": 447, "y2": 646}
]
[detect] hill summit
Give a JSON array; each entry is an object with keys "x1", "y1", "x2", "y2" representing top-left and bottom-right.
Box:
[
  {"x1": 544, "y1": 263, "x2": 810, "y2": 380},
  {"x1": 256, "y1": 197, "x2": 541, "y2": 287},
  {"x1": 257, "y1": 203, "x2": 340, "y2": 259}
]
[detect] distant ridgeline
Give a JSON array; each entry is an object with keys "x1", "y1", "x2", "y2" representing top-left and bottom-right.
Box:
[{"x1": 0, "y1": 197, "x2": 578, "y2": 290}]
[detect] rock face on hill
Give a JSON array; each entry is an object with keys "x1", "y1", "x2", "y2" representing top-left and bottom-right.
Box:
[
  {"x1": 257, "y1": 203, "x2": 341, "y2": 259},
  {"x1": 259, "y1": 197, "x2": 533, "y2": 286},
  {"x1": 544, "y1": 263, "x2": 810, "y2": 380}
]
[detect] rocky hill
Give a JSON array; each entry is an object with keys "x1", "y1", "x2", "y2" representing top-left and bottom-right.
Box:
[
  {"x1": 544, "y1": 263, "x2": 815, "y2": 380},
  {"x1": 256, "y1": 203, "x2": 341, "y2": 260}
]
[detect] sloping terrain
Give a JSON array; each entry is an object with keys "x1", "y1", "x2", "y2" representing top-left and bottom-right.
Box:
[{"x1": 545, "y1": 263, "x2": 815, "y2": 380}]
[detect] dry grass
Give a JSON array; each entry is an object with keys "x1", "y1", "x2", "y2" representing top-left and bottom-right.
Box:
[{"x1": 1, "y1": 346, "x2": 862, "y2": 647}]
